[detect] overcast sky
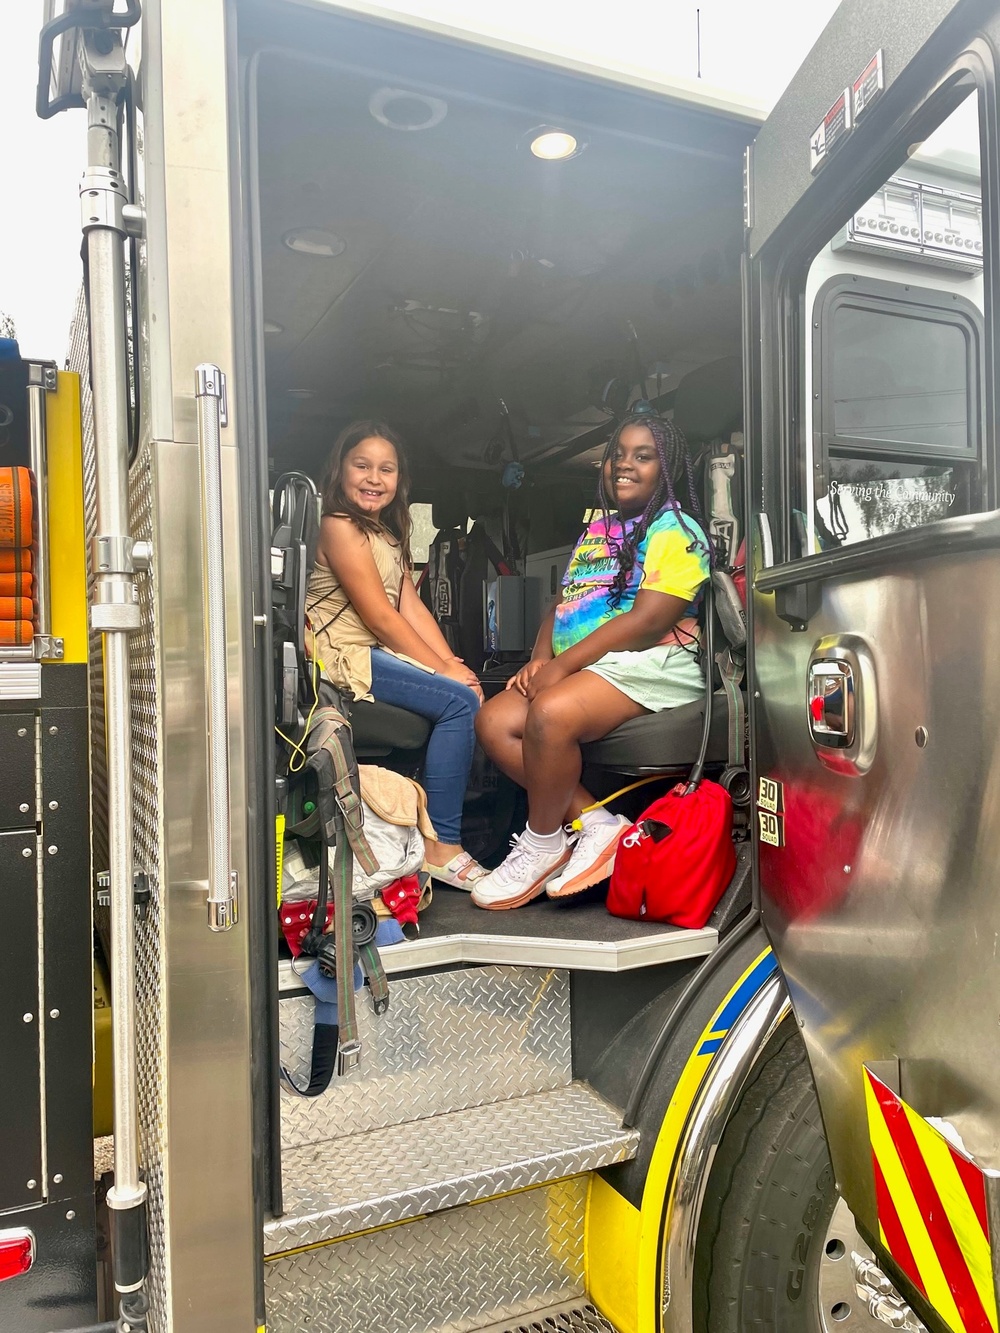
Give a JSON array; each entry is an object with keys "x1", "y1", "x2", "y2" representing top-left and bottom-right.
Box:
[{"x1": 0, "y1": 1, "x2": 838, "y2": 358}]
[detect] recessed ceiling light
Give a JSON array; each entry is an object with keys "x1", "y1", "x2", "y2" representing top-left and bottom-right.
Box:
[
  {"x1": 264, "y1": 321, "x2": 283, "y2": 334},
  {"x1": 369, "y1": 86, "x2": 448, "y2": 132},
  {"x1": 528, "y1": 128, "x2": 583, "y2": 161},
  {"x1": 286, "y1": 388, "x2": 315, "y2": 399},
  {"x1": 282, "y1": 229, "x2": 346, "y2": 257}
]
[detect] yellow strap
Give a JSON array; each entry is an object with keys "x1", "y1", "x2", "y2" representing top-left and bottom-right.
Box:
[
  {"x1": 275, "y1": 813, "x2": 286, "y2": 908},
  {"x1": 568, "y1": 775, "x2": 665, "y2": 832}
]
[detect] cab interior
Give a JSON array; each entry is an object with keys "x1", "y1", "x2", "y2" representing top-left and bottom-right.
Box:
[{"x1": 248, "y1": 5, "x2": 757, "y2": 960}]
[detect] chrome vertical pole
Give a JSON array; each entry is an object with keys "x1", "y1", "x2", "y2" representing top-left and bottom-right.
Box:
[
  {"x1": 79, "y1": 28, "x2": 150, "y2": 1324},
  {"x1": 25, "y1": 365, "x2": 53, "y2": 640}
]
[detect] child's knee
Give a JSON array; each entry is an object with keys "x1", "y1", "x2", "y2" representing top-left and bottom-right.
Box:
[{"x1": 524, "y1": 692, "x2": 574, "y2": 741}]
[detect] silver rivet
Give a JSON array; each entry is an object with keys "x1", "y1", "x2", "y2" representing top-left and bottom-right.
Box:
[
  {"x1": 53, "y1": 1173, "x2": 63, "y2": 1184},
  {"x1": 21, "y1": 847, "x2": 32, "y2": 858},
  {"x1": 22, "y1": 1013, "x2": 33, "y2": 1023},
  {"x1": 48, "y1": 800, "x2": 58, "y2": 810},
  {"x1": 844, "y1": 865, "x2": 852, "y2": 874},
  {"x1": 27, "y1": 1179, "x2": 36, "y2": 1190},
  {"x1": 48, "y1": 725, "x2": 58, "y2": 735},
  {"x1": 47, "y1": 845, "x2": 58, "y2": 856},
  {"x1": 17, "y1": 727, "x2": 26, "y2": 737},
  {"x1": 49, "y1": 1009, "x2": 60, "y2": 1019},
  {"x1": 19, "y1": 802, "x2": 29, "y2": 813},
  {"x1": 65, "y1": 1210, "x2": 75, "y2": 1221},
  {"x1": 915, "y1": 726, "x2": 928, "y2": 748}
]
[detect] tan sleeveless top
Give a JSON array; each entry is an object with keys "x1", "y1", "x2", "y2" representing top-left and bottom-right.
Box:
[{"x1": 306, "y1": 524, "x2": 406, "y2": 701}]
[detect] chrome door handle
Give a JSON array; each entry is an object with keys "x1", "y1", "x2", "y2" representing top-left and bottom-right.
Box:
[
  {"x1": 195, "y1": 364, "x2": 238, "y2": 931},
  {"x1": 808, "y1": 660, "x2": 855, "y2": 747}
]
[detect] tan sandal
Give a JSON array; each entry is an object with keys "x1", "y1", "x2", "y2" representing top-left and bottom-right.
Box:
[{"x1": 423, "y1": 851, "x2": 487, "y2": 891}]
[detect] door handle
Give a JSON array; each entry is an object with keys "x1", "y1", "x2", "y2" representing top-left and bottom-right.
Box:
[
  {"x1": 808, "y1": 660, "x2": 855, "y2": 748},
  {"x1": 195, "y1": 364, "x2": 238, "y2": 931}
]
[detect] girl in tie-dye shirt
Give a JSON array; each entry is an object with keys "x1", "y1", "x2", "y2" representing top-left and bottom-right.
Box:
[{"x1": 473, "y1": 413, "x2": 711, "y2": 911}]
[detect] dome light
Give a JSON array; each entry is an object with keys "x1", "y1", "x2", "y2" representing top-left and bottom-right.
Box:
[{"x1": 529, "y1": 129, "x2": 581, "y2": 161}]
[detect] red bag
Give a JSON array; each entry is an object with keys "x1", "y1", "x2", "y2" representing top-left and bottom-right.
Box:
[{"x1": 607, "y1": 780, "x2": 736, "y2": 927}]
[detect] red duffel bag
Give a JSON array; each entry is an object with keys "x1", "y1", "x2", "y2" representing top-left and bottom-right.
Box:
[{"x1": 606, "y1": 780, "x2": 736, "y2": 927}]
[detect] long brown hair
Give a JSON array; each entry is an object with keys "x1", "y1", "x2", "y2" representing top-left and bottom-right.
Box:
[{"x1": 319, "y1": 420, "x2": 413, "y2": 567}]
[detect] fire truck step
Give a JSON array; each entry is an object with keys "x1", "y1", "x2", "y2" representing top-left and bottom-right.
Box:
[
  {"x1": 478, "y1": 1301, "x2": 619, "y2": 1332},
  {"x1": 265, "y1": 1080, "x2": 637, "y2": 1253},
  {"x1": 264, "y1": 1175, "x2": 606, "y2": 1332},
  {"x1": 279, "y1": 965, "x2": 574, "y2": 1151}
]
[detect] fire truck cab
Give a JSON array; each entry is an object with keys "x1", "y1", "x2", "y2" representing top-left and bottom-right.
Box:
[{"x1": 6, "y1": 1, "x2": 1000, "y2": 1331}]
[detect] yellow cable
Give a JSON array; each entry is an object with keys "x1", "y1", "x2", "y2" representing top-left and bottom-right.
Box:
[
  {"x1": 567, "y1": 774, "x2": 665, "y2": 832},
  {"x1": 274, "y1": 652, "x2": 322, "y2": 773}
]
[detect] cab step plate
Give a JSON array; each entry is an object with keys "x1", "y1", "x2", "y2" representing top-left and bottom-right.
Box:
[
  {"x1": 265, "y1": 1177, "x2": 596, "y2": 1333},
  {"x1": 265, "y1": 1081, "x2": 638, "y2": 1253},
  {"x1": 481, "y1": 1301, "x2": 619, "y2": 1332}
]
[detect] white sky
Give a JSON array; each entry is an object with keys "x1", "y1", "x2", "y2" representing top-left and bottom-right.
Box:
[{"x1": 0, "y1": 1, "x2": 839, "y2": 358}]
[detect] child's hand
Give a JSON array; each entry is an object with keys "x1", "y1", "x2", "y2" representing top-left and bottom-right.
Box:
[
  {"x1": 440, "y1": 657, "x2": 484, "y2": 702},
  {"x1": 506, "y1": 658, "x2": 549, "y2": 696},
  {"x1": 524, "y1": 657, "x2": 570, "y2": 701}
]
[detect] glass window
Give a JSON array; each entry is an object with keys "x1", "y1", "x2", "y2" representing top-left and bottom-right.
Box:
[
  {"x1": 828, "y1": 304, "x2": 971, "y2": 451},
  {"x1": 795, "y1": 84, "x2": 985, "y2": 557},
  {"x1": 409, "y1": 502, "x2": 438, "y2": 565}
]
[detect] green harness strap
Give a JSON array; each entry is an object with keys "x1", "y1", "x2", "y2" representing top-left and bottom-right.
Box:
[
  {"x1": 716, "y1": 647, "x2": 746, "y2": 770},
  {"x1": 302, "y1": 707, "x2": 388, "y2": 1076}
]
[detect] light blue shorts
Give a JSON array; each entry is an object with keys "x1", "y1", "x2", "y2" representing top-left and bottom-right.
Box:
[{"x1": 584, "y1": 643, "x2": 704, "y2": 713}]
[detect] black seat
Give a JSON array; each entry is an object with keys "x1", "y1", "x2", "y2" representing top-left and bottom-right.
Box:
[
  {"x1": 349, "y1": 698, "x2": 431, "y2": 759},
  {"x1": 582, "y1": 696, "x2": 730, "y2": 774}
]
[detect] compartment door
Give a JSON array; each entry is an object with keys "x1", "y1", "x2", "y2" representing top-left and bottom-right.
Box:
[{"x1": 745, "y1": 0, "x2": 1000, "y2": 1317}]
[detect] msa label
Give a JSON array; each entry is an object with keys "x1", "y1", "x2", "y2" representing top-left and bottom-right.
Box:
[
  {"x1": 758, "y1": 776, "x2": 784, "y2": 814},
  {"x1": 758, "y1": 810, "x2": 785, "y2": 848}
]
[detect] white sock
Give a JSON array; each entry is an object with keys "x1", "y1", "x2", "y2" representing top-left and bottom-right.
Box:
[
  {"x1": 581, "y1": 807, "x2": 619, "y2": 829},
  {"x1": 522, "y1": 824, "x2": 567, "y2": 853}
]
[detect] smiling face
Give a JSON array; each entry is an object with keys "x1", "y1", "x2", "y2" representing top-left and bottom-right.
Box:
[
  {"x1": 340, "y1": 435, "x2": 399, "y2": 516},
  {"x1": 603, "y1": 422, "x2": 665, "y2": 518}
]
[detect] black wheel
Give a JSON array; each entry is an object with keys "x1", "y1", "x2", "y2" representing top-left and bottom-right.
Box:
[{"x1": 694, "y1": 1022, "x2": 837, "y2": 1332}]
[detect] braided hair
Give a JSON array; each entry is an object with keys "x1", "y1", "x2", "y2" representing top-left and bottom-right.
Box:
[{"x1": 596, "y1": 413, "x2": 707, "y2": 609}]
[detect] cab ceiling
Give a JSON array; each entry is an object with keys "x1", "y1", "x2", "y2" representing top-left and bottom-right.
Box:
[{"x1": 255, "y1": 43, "x2": 751, "y2": 485}]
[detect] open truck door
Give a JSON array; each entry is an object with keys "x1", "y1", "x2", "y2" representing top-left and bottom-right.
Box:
[{"x1": 748, "y1": 0, "x2": 1000, "y2": 1328}]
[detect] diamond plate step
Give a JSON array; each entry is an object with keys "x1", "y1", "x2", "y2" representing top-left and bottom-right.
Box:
[
  {"x1": 481, "y1": 1302, "x2": 619, "y2": 1332},
  {"x1": 265, "y1": 1176, "x2": 592, "y2": 1333},
  {"x1": 265, "y1": 1081, "x2": 638, "y2": 1254},
  {"x1": 280, "y1": 966, "x2": 573, "y2": 1152}
]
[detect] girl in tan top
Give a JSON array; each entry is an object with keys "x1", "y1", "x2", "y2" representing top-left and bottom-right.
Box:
[{"x1": 307, "y1": 421, "x2": 486, "y2": 890}]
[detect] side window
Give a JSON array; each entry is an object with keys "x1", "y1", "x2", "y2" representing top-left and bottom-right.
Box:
[
  {"x1": 795, "y1": 83, "x2": 985, "y2": 557},
  {"x1": 409, "y1": 502, "x2": 438, "y2": 565}
]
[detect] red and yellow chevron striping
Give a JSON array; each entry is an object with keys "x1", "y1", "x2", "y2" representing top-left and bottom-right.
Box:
[{"x1": 864, "y1": 1068, "x2": 998, "y2": 1333}]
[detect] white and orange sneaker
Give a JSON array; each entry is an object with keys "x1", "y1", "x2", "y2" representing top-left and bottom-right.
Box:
[
  {"x1": 471, "y1": 831, "x2": 571, "y2": 910},
  {"x1": 546, "y1": 813, "x2": 629, "y2": 899}
]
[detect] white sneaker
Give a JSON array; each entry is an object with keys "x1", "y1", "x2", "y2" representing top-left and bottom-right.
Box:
[
  {"x1": 471, "y1": 833, "x2": 571, "y2": 911},
  {"x1": 546, "y1": 814, "x2": 629, "y2": 899}
]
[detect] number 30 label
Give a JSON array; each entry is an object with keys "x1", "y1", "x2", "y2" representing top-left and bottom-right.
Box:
[{"x1": 758, "y1": 810, "x2": 785, "y2": 847}]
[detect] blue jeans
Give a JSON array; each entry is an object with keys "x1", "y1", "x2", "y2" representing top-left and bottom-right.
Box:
[{"x1": 368, "y1": 649, "x2": 479, "y2": 844}]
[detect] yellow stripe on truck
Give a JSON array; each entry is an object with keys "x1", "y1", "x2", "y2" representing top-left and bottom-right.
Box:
[
  {"x1": 45, "y1": 371, "x2": 88, "y2": 663},
  {"x1": 585, "y1": 948, "x2": 777, "y2": 1333}
]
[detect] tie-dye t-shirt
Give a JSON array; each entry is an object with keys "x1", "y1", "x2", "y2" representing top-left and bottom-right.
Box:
[{"x1": 551, "y1": 507, "x2": 709, "y2": 655}]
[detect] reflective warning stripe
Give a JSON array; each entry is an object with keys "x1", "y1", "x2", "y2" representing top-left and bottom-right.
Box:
[{"x1": 864, "y1": 1070, "x2": 997, "y2": 1333}]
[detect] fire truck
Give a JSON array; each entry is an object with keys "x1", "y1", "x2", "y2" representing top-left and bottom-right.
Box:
[{"x1": 4, "y1": 0, "x2": 997, "y2": 1330}]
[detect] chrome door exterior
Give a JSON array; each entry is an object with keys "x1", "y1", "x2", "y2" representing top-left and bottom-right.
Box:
[
  {"x1": 123, "y1": 1, "x2": 257, "y2": 1327},
  {"x1": 747, "y1": 0, "x2": 1000, "y2": 1265}
]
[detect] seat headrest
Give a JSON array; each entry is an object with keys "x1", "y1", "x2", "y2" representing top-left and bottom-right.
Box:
[
  {"x1": 432, "y1": 494, "x2": 468, "y2": 532},
  {"x1": 673, "y1": 357, "x2": 743, "y2": 444}
]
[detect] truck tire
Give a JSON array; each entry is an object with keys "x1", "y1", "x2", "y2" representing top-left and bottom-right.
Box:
[{"x1": 694, "y1": 1021, "x2": 836, "y2": 1332}]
